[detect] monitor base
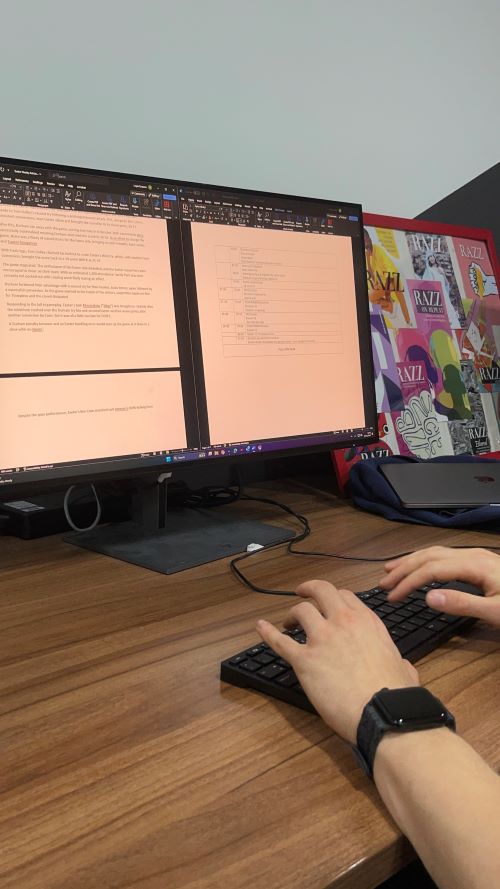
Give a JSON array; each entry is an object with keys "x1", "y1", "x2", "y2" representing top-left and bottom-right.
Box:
[{"x1": 65, "y1": 507, "x2": 292, "y2": 574}]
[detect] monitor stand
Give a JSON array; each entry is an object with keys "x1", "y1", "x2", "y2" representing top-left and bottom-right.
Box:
[{"x1": 65, "y1": 475, "x2": 293, "y2": 574}]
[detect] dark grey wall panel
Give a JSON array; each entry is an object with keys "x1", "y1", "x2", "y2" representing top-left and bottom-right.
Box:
[{"x1": 417, "y1": 162, "x2": 500, "y2": 260}]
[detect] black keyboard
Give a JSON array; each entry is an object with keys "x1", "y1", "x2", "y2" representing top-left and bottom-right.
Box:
[{"x1": 220, "y1": 581, "x2": 483, "y2": 714}]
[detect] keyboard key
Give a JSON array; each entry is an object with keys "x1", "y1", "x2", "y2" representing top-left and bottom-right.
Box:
[
  {"x1": 245, "y1": 645, "x2": 266, "y2": 657},
  {"x1": 421, "y1": 608, "x2": 440, "y2": 620},
  {"x1": 240, "y1": 659, "x2": 262, "y2": 672},
  {"x1": 254, "y1": 652, "x2": 276, "y2": 666},
  {"x1": 258, "y1": 663, "x2": 287, "y2": 680},
  {"x1": 390, "y1": 628, "x2": 407, "y2": 640},
  {"x1": 229, "y1": 653, "x2": 248, "y2": 665},
  {"x1": 395, "y1": 607, "x2": 418, "y2": 619},
  {"x1": 386, "y1": 613, "x2": 406, "y2": 625},
  {"x1": 406, "y1": 615, "x2": 429, "y2": 627},
  {"x1": 275, "y1": 671, "x2": 299, "y2": 687},
  {"x1": 398, "y1": 627, "x2": 438, "y2": 656}
]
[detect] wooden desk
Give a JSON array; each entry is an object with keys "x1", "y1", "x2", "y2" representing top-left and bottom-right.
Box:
[{"x1": 1, "y1": 481, "x2": 500, "y2": 889}]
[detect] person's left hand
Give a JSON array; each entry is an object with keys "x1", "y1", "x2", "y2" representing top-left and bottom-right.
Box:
[{"x1": 256, "y1": 580, "x2": 419, "y2": 744}]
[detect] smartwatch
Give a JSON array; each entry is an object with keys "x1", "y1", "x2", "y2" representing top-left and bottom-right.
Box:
[{"x1": 353, "y1": 687, "x2": 456, "y2": 778}]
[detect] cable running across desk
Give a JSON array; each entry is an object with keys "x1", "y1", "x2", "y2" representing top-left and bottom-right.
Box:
[{"x1": 209, "y1": 486, "x2": 500, "y2": 597}]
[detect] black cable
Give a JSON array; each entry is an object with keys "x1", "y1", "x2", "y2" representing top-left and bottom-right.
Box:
[
  {"x1": 229, "y1": 492, "x2": 311, "y2": 596},
  {"x1": 289, "y1": 542, "x2": 500, "y2": 561},
  {"x1": 184, "y1": 485, "x2": 242, "y2": 508}
]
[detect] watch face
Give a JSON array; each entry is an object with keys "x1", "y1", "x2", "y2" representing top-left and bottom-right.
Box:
[{"x1": 374, "y1": 688, "x2": 447, "y2": 727}]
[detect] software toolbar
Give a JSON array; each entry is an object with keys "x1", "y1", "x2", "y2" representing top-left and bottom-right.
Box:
[{"x1": 0, "y1": 163, "x2": 360, "y2": 235}]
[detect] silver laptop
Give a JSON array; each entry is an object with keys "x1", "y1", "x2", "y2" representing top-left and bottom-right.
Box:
[{"x1": 380, "y1": 462, "x2": 500, "y2": 508}]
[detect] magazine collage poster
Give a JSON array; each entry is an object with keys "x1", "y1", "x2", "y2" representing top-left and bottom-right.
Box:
[{"x1": 334, "y1": 223, "x2": 500, "y2": 489}]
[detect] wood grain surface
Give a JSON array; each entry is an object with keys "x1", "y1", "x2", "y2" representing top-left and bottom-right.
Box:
[{"x1": 1, "y1": 481, "x2": 499, "y2": 889}]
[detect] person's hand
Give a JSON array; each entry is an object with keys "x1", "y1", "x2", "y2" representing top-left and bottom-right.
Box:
[
  {"x1": 368, "y1": 289, "x2": 393, "y2": 313},
  {"x1": 380, "y1": 546, "x2": 500, "y2": 628},
  {"x1": 468, "y1": 262, "x2": 498, "y2": 297},
  {"x1": 256, "y1": 580, "x2": 419, "y2": 744}
]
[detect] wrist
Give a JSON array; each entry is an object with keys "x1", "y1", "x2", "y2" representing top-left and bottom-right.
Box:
[{"x1": 373, "y1": 725, "x2": 457, "y2": 783}]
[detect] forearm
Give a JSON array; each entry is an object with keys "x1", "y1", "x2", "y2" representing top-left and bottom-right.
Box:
[{"x1": 374, "y1": 727, "x2": 500, "y2": 889}]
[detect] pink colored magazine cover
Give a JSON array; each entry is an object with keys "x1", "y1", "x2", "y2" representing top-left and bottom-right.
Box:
[
  {"x1": 452, "y1": 236, "x2": 499, "y2": 309},
  {"x1": 406, "y1": 278, "x2": 449, "y2": 334}
]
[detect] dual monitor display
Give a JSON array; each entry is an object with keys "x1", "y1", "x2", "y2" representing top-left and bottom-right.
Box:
[{"x1": 0, "y1": 158, "x2": 377, "y2": 489}]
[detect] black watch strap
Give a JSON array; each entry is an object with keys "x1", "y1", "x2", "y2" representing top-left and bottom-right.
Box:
[{"x1": 353, "y1": 701, "x2": 389, "y2": 777}]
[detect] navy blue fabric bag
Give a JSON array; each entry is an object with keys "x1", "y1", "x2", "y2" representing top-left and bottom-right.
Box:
[{"x1": 349, "y1": 455, "x2": 500, "y2": 528}]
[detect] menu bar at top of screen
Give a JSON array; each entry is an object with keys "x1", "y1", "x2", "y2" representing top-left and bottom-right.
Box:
[
  {"x1": 178, "y1": 186, "x2": 360, "y2": 236},
  {"x1": 0, "y1": 162, "x2": 179, "y2": 219},
  {"x1": 0, "y1": 161, "x2": 360, "y2": 235}
]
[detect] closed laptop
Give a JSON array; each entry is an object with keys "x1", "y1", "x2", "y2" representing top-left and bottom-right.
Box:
[{"x1": 380, "y1": 462, "x2": 500, "y2": 508}]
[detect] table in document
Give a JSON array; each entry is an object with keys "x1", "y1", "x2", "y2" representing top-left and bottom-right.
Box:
[{"x1": 215, "y1": 244, "x2": 343, "y2": 357}]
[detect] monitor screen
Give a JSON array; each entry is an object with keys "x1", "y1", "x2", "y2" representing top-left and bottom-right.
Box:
[{"x1": 0, "y1": 158, "x2": 377, "y2": 490}]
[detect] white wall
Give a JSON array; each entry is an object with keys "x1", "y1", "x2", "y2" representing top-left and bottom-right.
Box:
[{"x1": 1, "y1": 0, "x2": 499, "y2": 217}]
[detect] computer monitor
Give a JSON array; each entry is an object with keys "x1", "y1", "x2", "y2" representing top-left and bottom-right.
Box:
[{"x1": 0, "y1": 157, "x2": 377, "y2": 570}]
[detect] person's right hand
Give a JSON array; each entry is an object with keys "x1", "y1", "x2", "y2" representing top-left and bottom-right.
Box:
[
  {"x1": 256, "y1": 579, "x2": 418, "y2": 744},
  {"x1": 380, "y1": 546, "x2": 500, "y2": 628}
]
